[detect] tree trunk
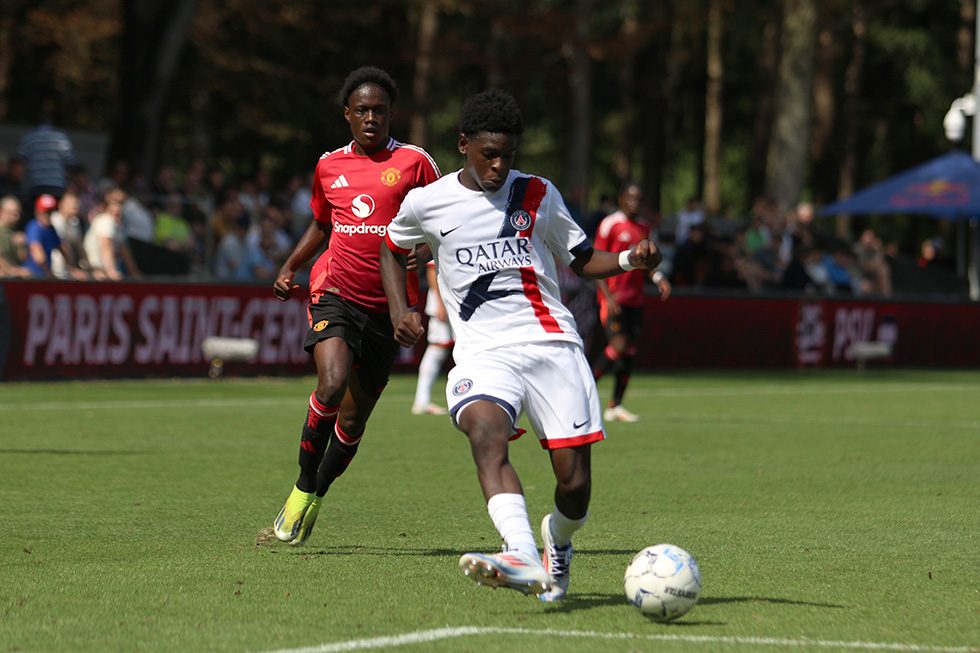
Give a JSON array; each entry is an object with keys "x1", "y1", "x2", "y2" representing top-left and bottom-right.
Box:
[
  {"x1": 564, "y1": 0, "x2": 593, "y2": 209},
  {"x1": 703, "y1": 0, "x2": 724, "y2": 214},
  {"x1": 110, "y1": 0, "x2": 199, "y2": 179},
  {"x1": 835, "y1": 5, "x2": 866, "y2": 239},
  {"x1": 750, "y1": 11, "x2": 780, "y2": 203},
  {"x1": 0, "y1": 4, "x2": 19, "y2": 121},
  {"x1": 613, "y1": 12, "x2": 640, "y2": 186},
  {"x1": 409, "y1": 0, "x2": 439, "y2": 149},
  {"x1": 764, "y1": 0, "x2": 816, "y2": 209},
  {"x1": 640, "y1": 45, "x2": 666, "y2": 211}
]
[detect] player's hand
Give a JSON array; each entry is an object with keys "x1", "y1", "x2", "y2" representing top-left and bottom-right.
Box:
[
  {"x1": 627, "y1": 239, "x2": 663, "y2": 270},
  {"x1": 414, "y1": 244, "x2": 433, "y2": 268},
  {"x1": 653, "y1": 273, "x2": 672, "y2": 301},
  {"x1": 393, "y1": 311, "x2": 424, "y2": 348},
  {"x1": 273, "y1": 269, "x2": 301, "y2": 301}
]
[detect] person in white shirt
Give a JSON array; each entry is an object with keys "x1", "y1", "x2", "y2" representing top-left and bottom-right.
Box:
[
  {"x1": 410, "y1": 261, "x2": 454, "y2": 415},
  {"x1": 673, "y1": 196, "x2": 705, "y2": 246},
  {"x1": 50, "y1": 191, "x2": 89, "y2": 279},
  {"x1": 380, "y1": 89, "x2": 662, "y2": 603},
  {"x1": 84, "y1": 187, "x2": 142, "y2": 280}
]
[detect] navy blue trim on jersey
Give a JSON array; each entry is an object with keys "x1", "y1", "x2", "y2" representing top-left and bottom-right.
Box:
[
  {"x1": 450, "y1": 393, "x2": 518, "y2": 426},
  {"x1": 569, "y1": 239, "x2": 594, "y2": 266},
  {"x1": 458, "y1": 271, "x2": 523, "y2": 321},
  {"x1": 570, "y1": 239, "x2": 592, "y2": 258},
  {"x1": 498, "y1": 177, "x2": 532, "y2": 238}
]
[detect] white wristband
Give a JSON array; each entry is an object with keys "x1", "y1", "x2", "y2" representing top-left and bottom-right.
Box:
[
  {"x1": 652, "y1": 271, "x2": 665, "y2": 283},
  {"x1": 618, "y1": 250, "x2": 638, "y2": 271}
]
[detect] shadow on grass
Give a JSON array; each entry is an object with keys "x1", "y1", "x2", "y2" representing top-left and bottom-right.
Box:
[
  {"x1": 275, "y1": 546, "x2": 651, "y2": 558},
  {"x1": 276, "y1": 545, "x2": 462, "y2": 558},
  {"x1": 0, "y1": 448, "x2": 147, "y2": 455},
  {"x1": 538, "y1": 592, "x2": 843, "y2": 619},
  {"x1": 699, "y1": 595, "x2": 845, "y2": 609}
]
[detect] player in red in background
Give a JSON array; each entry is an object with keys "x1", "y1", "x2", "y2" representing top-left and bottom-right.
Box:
[
  {"x1": 271, "y1": 66, "x2": 441, "y2": 546},
  {"x1": 592, "y1": 181, "x2": 670, "y2": 423}
]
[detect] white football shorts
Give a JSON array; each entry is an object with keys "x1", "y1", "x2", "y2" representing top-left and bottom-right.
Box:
[
  {"x1": 445, "y1": 341, "x2": 606, "y2": 450},
  {"x1": 426, "y1": 315, "x2": 454, "y2": 346}
]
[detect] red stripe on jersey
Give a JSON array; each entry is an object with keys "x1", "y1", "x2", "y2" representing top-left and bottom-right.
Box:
[
  {"x1": 385, "y1": 232, "x2": 412, "y2": 255},
  {"x1": 519, "y1": 177, "x2": 547, "y2": 238},
  {"x1": 519, "y1": 267, "x2": 562, "y2": 333},
  {"x1": 539, "y1": 430, "x2": 606, "y2": 450}
]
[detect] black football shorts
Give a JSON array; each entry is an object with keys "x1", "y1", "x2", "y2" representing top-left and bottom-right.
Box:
[
  {"x1": 304, "y1": 293, "x2": 398, "y2": 398},
  {"x1": 601, "y1": 304, "x2": 644, "y2": 341}
]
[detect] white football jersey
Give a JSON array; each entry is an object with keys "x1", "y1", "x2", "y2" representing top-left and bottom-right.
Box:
[{"x1": 386, "y1": 169, "x2": 593, "y2": 362}]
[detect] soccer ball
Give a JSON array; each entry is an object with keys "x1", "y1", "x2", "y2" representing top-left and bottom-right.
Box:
[{"x1": 624, "y1": 543, "x2": 702, "y2": 622}]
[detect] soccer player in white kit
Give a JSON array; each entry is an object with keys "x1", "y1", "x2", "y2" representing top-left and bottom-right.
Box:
[
  {"x1": 380, "y1": 89, "x2": 662, "y2": 601},
  {"x1": 410, "y1": 261, "x2": 454, "y2": 415}
]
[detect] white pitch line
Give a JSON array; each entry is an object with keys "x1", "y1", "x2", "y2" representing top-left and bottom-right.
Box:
[
  {"x1": 2, "y1": 396, "x2": 976, "y2": 430},
  {"x1": 0, "y1": 381, "x2": 972, "y2": 412},
  {"x1": 261, "y1": 626, "x2": 977, "y2": 653},
  {"x1": 0, "y1": 394, "x2": 416, "y2": 412},
  {"x1": 626, "y1": 382, "x2": 977, "y2": 398},
  {"x1": 663, "y1": 413, "x2": 980, "y2": 430}
]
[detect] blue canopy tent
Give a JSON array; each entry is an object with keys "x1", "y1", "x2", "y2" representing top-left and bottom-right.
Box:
[{"x1": 819, "y1": 150, "x2": 980, "y2": 300}]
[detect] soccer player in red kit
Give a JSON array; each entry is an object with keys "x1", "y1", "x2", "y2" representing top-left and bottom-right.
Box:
[
  {"x1": 272, "y1": 66, "x2": 441, "y2": 546},
  {"x1": 592, "y1": 181, "x2": 670, "y2": 422}
]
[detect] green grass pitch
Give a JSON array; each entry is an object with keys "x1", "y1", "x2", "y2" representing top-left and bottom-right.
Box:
[{"x1": 2, "y1": 369, "x2": 978, "y2": 652}]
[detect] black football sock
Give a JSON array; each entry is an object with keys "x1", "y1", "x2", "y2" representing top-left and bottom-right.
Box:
[
  {"x1": 296, "y1": 391, "x2": 339, "y2": 493},
  {"x1": 612, "y1": 356, "x2": 634, "y2": 407},
  {"x1": 592, "y1": 344, "x2": 619, "y2": 380},
  {"x1": 315, "y1": 422, "x2": 362, "y2": 497}
]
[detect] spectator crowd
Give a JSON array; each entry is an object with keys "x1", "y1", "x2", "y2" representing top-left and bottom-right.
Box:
[
  {"x1": 1, "y1": 145, "x2": 315, "y2": 284},
  {"x1": 643, "y1": 196, "x2": 894, "y2": 299},
  {"x1": 0, "y1": 119, "x2": 900, "y2": 298}
]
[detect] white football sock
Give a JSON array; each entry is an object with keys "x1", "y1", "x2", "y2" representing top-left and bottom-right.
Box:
[
  {"x1": 414, "y1": 345, "x2": 449, "y2": 407},
  {"x1": 548, "y1": 506, "x2": 588, "y2": 548},
  {"x1": 487, "y1": 493, "x2": 538, "y2": 560}
]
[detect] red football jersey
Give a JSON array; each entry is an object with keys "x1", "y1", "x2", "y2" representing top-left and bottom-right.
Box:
[
  {"x1": 593, "y1": 210, "x2": 651, "y2": 308},
  {"x1": 309, "y1": 137, "x2": 441, "y2": 312}
]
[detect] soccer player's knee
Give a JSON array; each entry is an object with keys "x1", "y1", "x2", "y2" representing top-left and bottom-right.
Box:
[
  {"x1": 315, "y1": 384, "x2": 346, "y2": 407},
  {"x1": 555, "y1": 461, "x2": 591, "y2": 503},
  {"x1": 335, "y1": 415, "x2": 366, "y2": 442},
  {"x1": 465, "y1": 426, "x2": 510, "y2": 464}
]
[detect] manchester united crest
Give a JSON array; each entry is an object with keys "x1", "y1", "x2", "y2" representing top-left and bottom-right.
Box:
[{"x1": 381, "y1": 167, "x2": 402, "y2": 187}]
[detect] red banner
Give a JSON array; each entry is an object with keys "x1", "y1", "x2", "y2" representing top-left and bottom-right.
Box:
[
  {"x1": 0, "y1": 280, "x2": 316, "y2": 380},
  {"x1": 639, "y1": 294, "x2": 980, "y2": 369},
  {"x1": 2, "y1": 280, "x2": 978, "y2": 380}
]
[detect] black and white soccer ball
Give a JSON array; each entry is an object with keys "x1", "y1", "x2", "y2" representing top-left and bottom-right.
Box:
[{"x1": 624, "y1": 543, "x2": 702, "y2": 622}]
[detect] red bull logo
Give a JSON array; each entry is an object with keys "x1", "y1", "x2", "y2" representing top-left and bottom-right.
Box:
[{"x1": 889, "y1": 179, "x2": 969, "y2": 209}]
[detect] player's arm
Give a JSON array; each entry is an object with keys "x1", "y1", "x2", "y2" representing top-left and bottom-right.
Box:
[
  {"x1": 596, "y1": 277, "x2": 621, "y2": 315},
  {"x1": 379, "y1": 241, "x2": 423, "y2": 347},
  {"x1": 273, "y1": 218, "x2": 329, "y2": 301},
  {"x1": 653, "y1": 271, "x2": 671, "y2": 301},
  {"x1": 426, "y1": 264, "x2": 448, "y2": 322},
  {"x1": 570, "y1": 240, "x2": 662, "y2": 280},
  {"x1": 27, "y1": 239, "x2": 51, "y2": 276}
]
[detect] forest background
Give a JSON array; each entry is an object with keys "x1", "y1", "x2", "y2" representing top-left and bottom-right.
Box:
[{"x1": 1, "y1": 0, "x2": 976, "y2": 256}]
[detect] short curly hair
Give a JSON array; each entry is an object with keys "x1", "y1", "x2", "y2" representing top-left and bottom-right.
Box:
[
  {"x1": 338, "y1": 66, "x2": 399, "y2": 107},
  {"x1": 458, "y1": 89, "x2": 524, "y2": 136}
]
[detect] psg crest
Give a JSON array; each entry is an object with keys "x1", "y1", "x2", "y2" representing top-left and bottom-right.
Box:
[
  {"x1": 452, "y1": 379, "x2": 474, "y2": 396},
  {"x1": 509, "y1": 209, "x2": 531, "y2": 232}
]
